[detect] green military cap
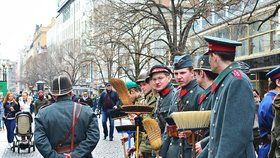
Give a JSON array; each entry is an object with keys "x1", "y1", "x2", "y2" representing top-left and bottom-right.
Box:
[
  {"x1": 204, "y1": 36, "x2": 242, "y2": 54},
  {"x1": 193, "y1": 54, "x2": 211, "y2": 71},
  {"x1": 125, "y1": 81, "x2": 138, "y2": 90},
  {"x1": 173, "y1": 54, "x2": 193, "y2": 70}
]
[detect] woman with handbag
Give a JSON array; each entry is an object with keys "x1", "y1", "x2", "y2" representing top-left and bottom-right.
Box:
[{"x1": 3, "y1": 92, "x2": 20, "y2": 148}]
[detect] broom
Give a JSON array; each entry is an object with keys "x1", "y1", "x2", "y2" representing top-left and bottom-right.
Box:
[
  {"x1": 171, "y1": 111, "x2": 211, "y2": 158},
  {"x1": 109, "y1": 78, "x2": 133, "y2": 105},
  {"x1": 142, "y1": 118, "x2": 162, "y2": 158}
]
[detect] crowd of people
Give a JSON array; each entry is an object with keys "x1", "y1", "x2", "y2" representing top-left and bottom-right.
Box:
[{"x1": 0, "y1": 36, "x2": 279, "y2": 158}]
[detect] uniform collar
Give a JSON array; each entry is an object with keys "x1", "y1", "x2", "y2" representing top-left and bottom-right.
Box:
[
  {"x1": 159, "y1": 83, "x2": 173, "y2": 97},
  {"x1": 180, "y1": 80, "x2": 198, "y2": 98},
  {"x1": 210, "y1": 62, "x2": 240, "y2": 94},
  {"x1": 56, "y1": 96, "x2": 71, "y2": 102}
]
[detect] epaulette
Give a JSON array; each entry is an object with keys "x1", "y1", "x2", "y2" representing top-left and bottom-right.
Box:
[{"x1": 232, "y1": 69, "x2": 242, "y2": 79}]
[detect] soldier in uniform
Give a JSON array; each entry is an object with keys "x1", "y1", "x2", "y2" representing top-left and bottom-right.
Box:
[
  {"x1": 149, "y1": 65, "x2": 176, "y2": 134},
  {"x1": 35, "y1": 76, "x2": 100, "y2": 158},
  {"x1": 259, "y1": 66, "x2": 280, "y2": 158},
  {"x1": 136, "y1": 70, "x2": 158, "y2": 158},
  {"x1": 160, "y1": 54, "x2": 203, "y2": 158},
  {"x1": 193, "y1": 54, "x2": 218, "y2": 157},
  {"x1": 202, "y1": 36, "x2": 255, "y2": 158}
]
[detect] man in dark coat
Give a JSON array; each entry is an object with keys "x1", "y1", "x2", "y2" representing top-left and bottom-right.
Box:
[
  {"x1": 34, "y1": 90, "x2": 49, "y2": 115},
  {"x1": 160, "y1": 54, "x2": 203, "y2": 158},
  {"x1": 34, "y1": 76, "x2": 100, "y2": 158},
  {"x1": 79, "y1": 91, "x2": 93, "y2": 107},
  {"x1": 98, "y1": 82, "x2": 120, "y2": 141},
  {"x1": 201, "y1": 36, "x2": 255, "y2": 158}
]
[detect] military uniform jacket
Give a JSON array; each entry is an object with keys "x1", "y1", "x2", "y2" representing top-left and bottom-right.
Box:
[
  {"x1": 140, "y1": 90, "x2": 157, "y2": 153},
  {"x1": 156, "y1": 83, "x2": 176, "y2": 133},
  {"x1": 206, "y1": 62, "x2": 255, "y2": 158},
  {"x1": 34, "y1": 96, "x2": 100, "y2": 158},
  {"x1": 160, "y1": 80, "x2": 203, "y2": 158},
  {"x1": 196, "y1": 86, "x2": 212, "y2": 158}
]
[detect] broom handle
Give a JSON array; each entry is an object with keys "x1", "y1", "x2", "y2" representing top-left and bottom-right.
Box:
[
  {"x1": 192, "y1": 132, "x2": 195, "y2": 158},
  {"x1": 119, "y1": 118, "x2": 128, "y2": 158},
  {"x1": 180, "y1": 138, "x2": 184, "y2": 158},
  {"x1": 156, "y1": 150, "x2": 160, "y2": 158},
  {"x1": 136, "y1": 125, "x2": 139, "y2": 158}
]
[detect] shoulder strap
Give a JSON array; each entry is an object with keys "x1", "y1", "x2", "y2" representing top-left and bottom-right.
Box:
[
  {"x1": 57, "y1": 103, "x2": 82, "y2": 150},
  {"x1": 70, "y1": 103, "x2": 82, "y2": 151}
]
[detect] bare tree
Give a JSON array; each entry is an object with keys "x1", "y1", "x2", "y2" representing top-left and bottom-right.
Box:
[{"x1": 106, "y1": 0, "x2": 279, "y2": 61}]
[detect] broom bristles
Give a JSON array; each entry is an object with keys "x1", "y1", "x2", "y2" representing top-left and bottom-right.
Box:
[
  {"x1": 109, "y1": 78, "x2": 133, "y2": 105},
  {"x1": 171, "y1": 111, "x2": 211, "y2": 130},
  {"x1": 142, "y1": 118, "x2": 162, "y2": 150}
]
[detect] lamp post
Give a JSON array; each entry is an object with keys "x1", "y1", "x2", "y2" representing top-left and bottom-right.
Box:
[
  {"x1": 36, "y1": 81, "x2": 45, "y2": 91},
  {"x1": 2, "y1": 64, "x2": 7, "y2": 81}
]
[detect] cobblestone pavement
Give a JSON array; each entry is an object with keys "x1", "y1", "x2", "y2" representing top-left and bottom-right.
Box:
[{"x1": 0, "y1": 118, "x2": 131, "y2": 158}]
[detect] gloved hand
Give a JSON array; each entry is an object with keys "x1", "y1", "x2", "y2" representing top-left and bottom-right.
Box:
[
  {"x1": 96, "y1": 108, "x2": 101, "y2": 115},
  {"x1": 134, "y1": 115, "x2": 143, "y2": 127}
]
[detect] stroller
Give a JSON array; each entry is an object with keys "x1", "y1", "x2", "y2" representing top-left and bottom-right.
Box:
[{"x1": 12, "y1": 111, "x2": 35, "y2": 153}]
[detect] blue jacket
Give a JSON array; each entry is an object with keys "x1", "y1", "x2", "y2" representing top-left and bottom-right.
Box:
[
  {"x1": 98, "y1": 90, "x2": 120, "y2": 112},
  {"x1": 258, "y1": 90, "x2": 276, "y2": 158}
]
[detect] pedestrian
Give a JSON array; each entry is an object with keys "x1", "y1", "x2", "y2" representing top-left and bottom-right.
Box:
[
  {"x1": 253, "y1": 89, "x2": 261, "y2": 154},
  {"x1": 269, "y1": 92, "x2": 280, "y2": 158},
  {"x1": 202, "y1": 36, "x2": 255, "y2": 158},
  {"x1": 34, "y1": 75, "x2": 100, "y2": 158},
  {"x1": 34, "y1": 90, "x2": 49, "y2": 115},
  {"x1": 78, "y1": 91, "x2": 93, "y2": 107},
  {"x1": 160, "y1": 54, "x2": 203, "y2": 158},
  {"x1": 18, "y1": 91, "x2": 33, "y2": 113},
  {"x1": 0, "y1": 94, "x2": 4, "y2": 131},
  {"x1": 149, "y1": 65, "x2": 176, "y2": 134},
  {"x1": 98, "y1": 82, "x2": 120, "y2": 141},
  {"x1": 193, "y1": 54, "x2": 218, "y2": 157},
  {"x1": 136, "y1": 70, "x2": 158, "y2": 158},
  {"x1": 259, "y1": 66, "x2": 280, "y2": 158},
  {"x1": 2, "y1": 92, "x2": 20, "y2": 148}
]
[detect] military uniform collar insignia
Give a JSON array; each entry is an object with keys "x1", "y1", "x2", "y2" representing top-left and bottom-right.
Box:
[
  {"x1": 210, "y1": 82, "x2": 217, "y2": 94},
  {"x1": 180, "y1": 89, "x2": 188, "y2": 98},
  {"x1": 198, "y1": 94, "x2": 206, "y2": 105},
  {"x1": 159, "y1": 87, "x2": 171, "y2": 97}
]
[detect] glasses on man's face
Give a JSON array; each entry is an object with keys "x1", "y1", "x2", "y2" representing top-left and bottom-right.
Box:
[
  {"x1": 152, "y1": 76, "x2": 166, "y2": 82},
  {"x1": 106, "y1": 85, "x2": 111, "y2": 87}
]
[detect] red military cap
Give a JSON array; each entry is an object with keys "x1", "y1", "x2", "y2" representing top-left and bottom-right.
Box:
[{"x1": 204, "y1": 36, "x2": 242, "y2": 53}]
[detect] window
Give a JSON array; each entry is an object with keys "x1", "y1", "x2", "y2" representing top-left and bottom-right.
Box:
[
  {"x1": 236, "y1": 40, "x2": 248, "y2": 57},
  {"x1": 63, "y1": 3, "x2": 70, "y2": 22},
  {"x1": 272, "y1": 31, "x2": 280, "y2": 50},
  {"x1": 251, "y1": 33, "x2": 270, "y2": 54}
]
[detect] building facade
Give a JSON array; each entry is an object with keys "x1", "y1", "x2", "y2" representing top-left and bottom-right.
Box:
[{"x1": 188, "y1": 0, "x2": 280, "y2": 96}]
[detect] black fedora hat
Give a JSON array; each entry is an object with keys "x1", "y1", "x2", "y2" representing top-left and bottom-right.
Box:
[{"x1": 50, "y1": 76, "x2": 73, "y2": 96}]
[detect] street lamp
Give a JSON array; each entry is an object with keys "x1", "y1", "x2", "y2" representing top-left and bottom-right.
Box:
[{"x1": 2, "y1": 64, "x2": 7, "y2": 81}]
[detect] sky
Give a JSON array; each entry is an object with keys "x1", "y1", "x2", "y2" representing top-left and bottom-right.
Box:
[{"x1": 0, "y1": 0, "x2": 57, "y2": 61}]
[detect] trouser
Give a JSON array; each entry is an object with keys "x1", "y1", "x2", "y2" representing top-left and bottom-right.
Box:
[
  {"x1": 259, "y1": 143, "x2": 270, "y2": 158},
  {"x1": 4, "y1": 119, "x2": 16, "y2": 143},
  {"x1": 102, "y1": 111, "x2": 114, "y2": 138}
]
